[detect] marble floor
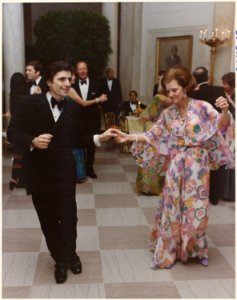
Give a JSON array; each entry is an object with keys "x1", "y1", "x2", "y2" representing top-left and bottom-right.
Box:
[{"x1": 2, "y1": 142, "x2": 236, "y2": 299}]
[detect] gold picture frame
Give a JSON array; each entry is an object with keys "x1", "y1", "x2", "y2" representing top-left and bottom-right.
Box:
[{"x1": 155, "y1": 35, "x2": 193, "y2": 81}]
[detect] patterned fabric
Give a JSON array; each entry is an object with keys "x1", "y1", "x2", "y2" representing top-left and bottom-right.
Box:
[
  {"x1": 131, "y1": 99, "x2": 235, "y2": 269},
  {"x1": 135, "y1": 95, "x2": 168, "y2": 195}
]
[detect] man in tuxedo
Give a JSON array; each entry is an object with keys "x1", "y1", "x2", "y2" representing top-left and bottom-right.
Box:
[
  {"x1": 7, "y1": 61, "x2": 115, "y2": 284},
  {"x1": 100, "y1": 67, "x2": 123, "y2": 123},
  {"x1": 191, "y1": 66, "x2": 225, "y2": 111},
  {"x1": 120, "y1": 90, "x2": 146, "y2": 116},
  {"x1": 25, "y1": 60, "x2": 48, "y2": 94},
  {"x1": 72, "y1": 60, "x2": 106, "y2": 179},
  {"x1": 191, "y1": 66, "x2": 226, "y2": 205}
]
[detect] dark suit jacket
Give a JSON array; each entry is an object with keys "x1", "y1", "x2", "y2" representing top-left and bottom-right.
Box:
[
  {"x1": 120, "y1": 101, "x2": 147, "y2": 116},
  {"x1": 72, "y1": 79, "x2": 101, "y2": 133},
  {"x1": 100, "y1": 77, "x2": 123, "y2": 114},
  {"x1": 7, "y1": 94, "x2": 94, "y2": 191},
  {"x1": 190, "y1": 83, "x2": 225, "y2": 112},
  {"x1": 27, "y1": 77, "x2": 48, "y2": 94}
]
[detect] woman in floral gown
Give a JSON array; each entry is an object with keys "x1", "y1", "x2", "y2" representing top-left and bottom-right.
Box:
[{"x1": 113, "y1": 67, "x2": 235, "y2": 269}]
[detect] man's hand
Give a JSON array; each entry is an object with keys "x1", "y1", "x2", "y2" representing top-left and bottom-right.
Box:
[
  {"x1": 99, "y1": 94, "x2": 108, "y2": 103},
  {"x1": 98, "y1": 128, "x2": 118, "y2": 142},
  {"x1": 32, "y1": 133, "x2": 53, "y2": 149},
  {"x1": 215, "y1": 96, "x2": 229, "y2": 114},
  {"x1": 113, "y1": 129, "x2": 131, "y2": 143}
]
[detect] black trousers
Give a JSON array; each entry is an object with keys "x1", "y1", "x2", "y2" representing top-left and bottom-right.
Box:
[
  {"x1": 85, "y1": 143, "x2": 96, "y2": 172},
  {"x1": 31, "y1": 186, "x2": 77, "y2": 263},
  {"x1": 209, "y1": 169, "x2": 222, "y2": 204}
]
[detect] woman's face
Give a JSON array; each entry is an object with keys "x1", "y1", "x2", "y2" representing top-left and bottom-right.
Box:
[
  {"x1": 165, "y1": 79, "x2": 186, "y2": 105},
  {"x1": 222, "y1": 80, "x2": 234, "y2": 95}
]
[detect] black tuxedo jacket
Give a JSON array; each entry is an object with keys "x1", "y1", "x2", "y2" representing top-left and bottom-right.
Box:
[
  {"x1": 7, "y1": 94, "x2": 94, "y2": 190},
  {"x1": 72, "y1": 79, "x2": 101, "y2": 133},
  {"x1": 99, "y1": 77, "x2": 123, "y2": 113},
  {"x1": 190, "y1": 83, "x2": 225, "y2": 112},
  {"x1": 120, "y1": 101, "x2": 146, "y2": 116},
  {"x1": 27, "y1": 77, "x2": 48, "y2": 94}
]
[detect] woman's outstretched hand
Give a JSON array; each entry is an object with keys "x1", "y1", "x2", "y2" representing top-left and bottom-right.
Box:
[{"x1": 111, "y1": 129, "x2": 130, "y2": 143}]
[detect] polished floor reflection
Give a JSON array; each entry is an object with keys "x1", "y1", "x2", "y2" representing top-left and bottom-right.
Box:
[{"x1": 2, "y1": 142, "x2": 235, "y2": 298}]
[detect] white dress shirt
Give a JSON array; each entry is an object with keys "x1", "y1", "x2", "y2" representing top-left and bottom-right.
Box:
[
  {"x1": 79, "y1": 77, "x2": 89, "y2": 100},
  {"x1": 30, "y1": 76, "x2": 42, "y2": 95},
  {"x1": 107, "y1": 78, "x2": 113, "y2": 91},
  {"x1": 47, "y1": 92, "x2": 63, "y2": 122}
]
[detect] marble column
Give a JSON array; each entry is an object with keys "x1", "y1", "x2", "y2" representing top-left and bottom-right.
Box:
[
  {"x1": 3, "y1": 3, "x2": 25, "y2": 112},
  {"x1": 102, "y1": 3, "x2": 118, "y2": 76}
]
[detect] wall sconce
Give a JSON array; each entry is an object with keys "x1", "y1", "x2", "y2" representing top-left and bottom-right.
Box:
[{"x1": 199, "y1": 28, "x2": 231, "y2": 84}]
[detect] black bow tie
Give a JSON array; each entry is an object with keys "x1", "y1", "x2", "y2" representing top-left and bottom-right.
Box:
[
  {"x1": 51, "y1": 97, "x2": 65, "y2": 110},
  {"x1": 31, "y1": 81, "x2": 37, "y2": 86},
  {"x1": 131, "y1": 101, "x2": 137, "y2": 105},
  {"x1": 80, "y1": 80, "x2": 87, "y2": 85}
]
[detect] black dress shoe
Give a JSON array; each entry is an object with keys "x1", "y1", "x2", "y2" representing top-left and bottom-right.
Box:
[
  {"x1": 87, "y1": 172, "x2": 97, "y2": 179},
  {"x1": 55, "y1": 262, "x2": 68, "y2": 284},
  {"x1": 69, "y1": 255, "x2": 82, "y2": 274}
]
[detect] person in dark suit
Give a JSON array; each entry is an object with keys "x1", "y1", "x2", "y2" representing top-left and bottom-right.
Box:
[
  {"x1": 25, "y1": 60, "x2": 48, "y2": 94},
  {"x1": 7, "y1": 61, "x2": 115, "y2": 284},
  {"x1": 9, "y1": 72, "x2": 29, "y2": 192},
  {"x1": 120, "y1": 90, "x2": 146, "y2": 116},
  {"x1": 191, "y1": 66, "x2": 226, "y2": 205},
  {"x1": 72, "y1": 60, "x2": 107, "y2": 179},
  {"x1": 191, "y1": 66, "x2": 225, "y2": 111},
  {"x1": 100, "y1": 67, "x2": 123, "y2": 124}
]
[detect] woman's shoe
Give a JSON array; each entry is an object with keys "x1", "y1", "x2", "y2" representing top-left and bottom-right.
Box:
[
  {"x1": 199, "y1": 258, "x2": 208, "y2": 267},
  {"x1": 164, "y1": 262, "x2": 175, "y2": 269}
]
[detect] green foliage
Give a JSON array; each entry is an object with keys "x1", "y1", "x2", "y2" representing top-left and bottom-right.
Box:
[{"x1": 32, "y1": 9, "x2": 112, "y2": 78}]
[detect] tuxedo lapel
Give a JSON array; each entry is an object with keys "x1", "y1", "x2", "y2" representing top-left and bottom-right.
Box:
[{"x1": 34, "y1": 94, "x2": 55, "y2": 126}]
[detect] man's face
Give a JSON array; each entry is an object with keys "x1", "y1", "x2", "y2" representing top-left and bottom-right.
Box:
[
  {"x1": 129, "y1": 92, "x2": 137, "y2": 102},
  {"x1": 76, "y1": 62, "x2": 88, "y2": 80},
  {"x1": 47, "y1": 71, "x2": 72, "y2": 100},
  {"x1": 25, "y1": 65, "x2": 40, "y2": 81},
  {"x1": 107, "y1": 69, "x2": 114, "y2": 79}
]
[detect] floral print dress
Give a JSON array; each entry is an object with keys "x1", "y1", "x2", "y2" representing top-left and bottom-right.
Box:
[{"x1": 131, "y1": 99, "x2": 235, "y2": 269}]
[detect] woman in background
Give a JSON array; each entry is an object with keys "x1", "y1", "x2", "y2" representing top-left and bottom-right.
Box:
[
  {"x1": 9, "y1": 73, "x2": 28, "y2": 191},
  {"x1": 136, "y1": 93, "x2": 171, "y2": 195}
]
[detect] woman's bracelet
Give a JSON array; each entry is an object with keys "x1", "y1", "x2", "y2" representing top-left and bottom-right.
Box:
[{"x1": 95, "y1": 98, "x2": 100, "y2": 104}]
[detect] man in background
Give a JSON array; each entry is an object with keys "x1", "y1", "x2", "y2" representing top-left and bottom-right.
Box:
[
  {"x1": 120, "y1": 90, "x2": 146, "y2": 116},
  {"x1": 191, "y1": 66, "x2": 226, "y2": 205},
  {"x1": 100, "y1": 67, "x2": 123, "y2": 124},
  {"x1": 26, "y1": 60, "x2": 48, "y2": 94},
  {"x1": 72, "y1": 61, "x2": 106, "y2": 179}
]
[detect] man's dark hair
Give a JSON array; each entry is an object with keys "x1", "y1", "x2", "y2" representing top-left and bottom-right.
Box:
[
  {"x1": 45, "y1": 61, "x2": 72, "y2": 81},
  {"x1": 129, "y1": 90, "x2": 138, "y2": 97},
  {"x1": 222, "y1": 72, "x2": 235, "y2": 88},
  {"x1": 27, "y1": 60, "x2": 43, "y2": 74},
  {"x1": 192, "y1": 66, "x2": 209, "y2": 84}
]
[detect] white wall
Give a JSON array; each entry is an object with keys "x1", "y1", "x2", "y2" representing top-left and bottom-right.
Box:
[{"x1": 120, "y1": 2, "x2": 235, "y2": 103}]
